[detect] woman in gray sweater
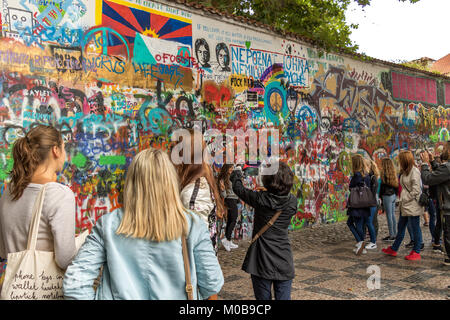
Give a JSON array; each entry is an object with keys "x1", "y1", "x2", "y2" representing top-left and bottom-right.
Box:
[{"x1": 0, "y1": 125, "x2": 77, "y2": 279}]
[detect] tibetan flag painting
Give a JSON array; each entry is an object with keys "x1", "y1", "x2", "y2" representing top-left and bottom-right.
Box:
[{"x1": 99, "y1": 0, "x2": 192, "y2": 57}]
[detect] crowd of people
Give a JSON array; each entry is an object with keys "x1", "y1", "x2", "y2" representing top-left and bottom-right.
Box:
[
  {"x1": 0, "y1": 124, "x2": 448, "y2": 300},
  {"x1": 346, "y1": 147, "x2": 449, "y2": 265}
]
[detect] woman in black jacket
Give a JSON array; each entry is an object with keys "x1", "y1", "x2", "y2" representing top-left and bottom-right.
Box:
[
  {"x1": 347, "y1": 155, "x2": 372, "y2": 255},
  {"x1": 230, "y1": 162, "x2": 297, "y2": 300}
]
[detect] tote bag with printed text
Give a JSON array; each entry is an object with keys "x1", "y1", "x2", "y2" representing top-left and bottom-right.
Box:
[{"x1": 0, "y1": 184, "x2": 85, "y2": 300}]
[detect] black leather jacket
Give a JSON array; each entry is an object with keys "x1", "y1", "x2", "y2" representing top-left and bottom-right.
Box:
[{"x1": 421, "y1": 161, "x2": 450, "y2": 216}]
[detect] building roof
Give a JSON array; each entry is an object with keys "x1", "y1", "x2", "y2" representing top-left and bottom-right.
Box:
[
  {"x1": 431, "y1": 54, "x2": 450, "y2": 75},
  {"x1": 411, "y1": 57, "x2": 435, "y2": 63}
]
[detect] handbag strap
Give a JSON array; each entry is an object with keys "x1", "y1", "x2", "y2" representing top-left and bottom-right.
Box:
[
  {"x1": 181, "y1": 236, "x2": 194, "y2": 300},
  {"x1": 189, "y1": 179, "x2": 201, "y2": 210},
  {"x1": 250, "y1": 210, "x2": 282, "y2": 245},
  {"x1": 27, "y1": 184, "x2": 48, "y2": 251}
]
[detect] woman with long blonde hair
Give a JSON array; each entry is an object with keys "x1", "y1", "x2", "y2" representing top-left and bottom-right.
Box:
[
  {"x1": 362, "y1": 159, "x2": 380, "y2": 250},
  {"x1": 382, "y1": 150, "x2": 424, "y2": 261},
  {"x1": 175, "y1": 129, "x2": 225, "y2": 256},
  {"x1": 63, "y1": 148, "x2": 224, "y2": 299},
  {"x1": 379, "y1": 157, "x2": 399, "y2": 241}
]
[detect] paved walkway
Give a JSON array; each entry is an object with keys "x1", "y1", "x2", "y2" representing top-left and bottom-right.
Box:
[{"x1": 217, "y1": 212, "x2": 450, "y2": 300}]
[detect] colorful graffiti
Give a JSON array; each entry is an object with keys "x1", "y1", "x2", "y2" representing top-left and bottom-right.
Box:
[{"x1": 0, "y1": 0, "x2": 449, "y2": 241}]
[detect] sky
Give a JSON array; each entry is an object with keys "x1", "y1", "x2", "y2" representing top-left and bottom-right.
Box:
[{"x1": 345, "y1": 0, "x2": 450, "y2": 62}]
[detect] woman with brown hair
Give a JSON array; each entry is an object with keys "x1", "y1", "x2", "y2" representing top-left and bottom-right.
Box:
[
  {"x1": 383, "y1": 150, "x2": 424, "y2": 261},
  {"x1": 176, "y1": 129, "x2": 225, "y2": 255},
  {"x1": 0, "y1": 125, "x2": 77, "y2": 277},
  {"x1": 217, "y1": 164, "x2": 239, "y2": 251},
  {"x1": 346, "y1": 154, "x2": 372, "y2": 255},
  {"x1": 63, "y1": 148, "x2": 224, "y2": 299},
  {"x1": 379, "y1": 157, "x2": 399, "y2": 241}
]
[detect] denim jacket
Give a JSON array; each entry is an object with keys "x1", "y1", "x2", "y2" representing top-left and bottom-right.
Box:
[{"x1": 63, "y1": 209, "x2": 224, "y2": 300}]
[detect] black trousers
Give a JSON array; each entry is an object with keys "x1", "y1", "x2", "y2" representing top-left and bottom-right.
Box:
[
  {"x1": 433, "y1": 200, "x2": 443, "y2": 245},
  {"x1": 443, "y1": 215, "x2": 450, "y2": 260},
  {"x1": 224, "y1": 198, "x2": 239, "y2": 241}
]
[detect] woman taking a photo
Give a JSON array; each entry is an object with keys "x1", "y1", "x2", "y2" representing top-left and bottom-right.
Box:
[
  {"x1": 63, "y1": 148, "x2": 224, "y2": 299},
  {"x1": 382, "y1": 150, "x2": 424, "y2": 261},
  {"x1": 230, "y1": 161, "x2": 297, "y2": 300},
  {"x1": 0, "y1": 125, "x2": 77, "y2": 284}
]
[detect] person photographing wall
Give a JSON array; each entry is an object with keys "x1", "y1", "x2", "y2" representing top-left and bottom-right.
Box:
[
  {"x1": 420, "y1": 142, "x2": 450, "y2": 266},
  {"x1": 230, "y1": 161, "x2": 296, "y2": 300}
]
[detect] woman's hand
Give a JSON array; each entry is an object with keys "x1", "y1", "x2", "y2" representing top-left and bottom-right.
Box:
[{"x1": 230, "y1": 168, "x2": 243, "y2": 181}]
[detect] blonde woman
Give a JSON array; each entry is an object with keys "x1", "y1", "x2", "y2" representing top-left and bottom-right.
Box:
[
  {"x1": 363, "y1": 159, "x2": 379, "y2": 250},
  {"x1": 379, "y1": 158, "x2": 399, "y2": 241},
  {"x1": 382, "y1": 150, "x2": 424, "y2": 261},
  {"x1": 63, "y1": 148, "x2": 224, "y2": 300}
]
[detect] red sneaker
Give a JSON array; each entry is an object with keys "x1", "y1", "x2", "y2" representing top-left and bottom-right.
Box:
[
  {"x1": 382, "y1": 246, "x2": 397, "y2": 257},
  {"x1": 405, "y1": 251, "x2": 421, "y2": 261}
]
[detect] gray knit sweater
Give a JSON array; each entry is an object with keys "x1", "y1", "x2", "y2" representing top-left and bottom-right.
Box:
[{"x1": 0, "y1": 182, "x2": 77, "y2": 270}]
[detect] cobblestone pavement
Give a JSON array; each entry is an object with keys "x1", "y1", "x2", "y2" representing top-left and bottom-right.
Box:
[{"x1": 217, "y1": 212, "x2": 450, "y2": 300}]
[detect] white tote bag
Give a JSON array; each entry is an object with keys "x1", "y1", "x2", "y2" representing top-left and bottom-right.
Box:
[{"x1": 1, "y1": 184, "x2": 65, "y2": 300}]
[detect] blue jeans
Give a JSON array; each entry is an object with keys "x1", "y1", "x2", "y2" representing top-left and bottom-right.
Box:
[
  {"x1": 364, "y1": 207, "x2": 377, "y2": 243},
  {"x1": 392, "y1": 213, "x2": 423, "y2": 254},
  {"x1": 382, "y1": 195, "x2": 397, "y2": 237},
  {"x1": 251, "y1": 275, "x2": 292, "y2": 300},
  {"x1": 407, "y1": 219, "x2": 414, "y2": 242},
  {"x1": 347, "y1": 216, "x2": 365, "y2": 242}
]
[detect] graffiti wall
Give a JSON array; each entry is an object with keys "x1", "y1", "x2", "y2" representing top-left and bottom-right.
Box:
[{"x1": 0, "y1": 0, "x2": 448, "y2": 240}]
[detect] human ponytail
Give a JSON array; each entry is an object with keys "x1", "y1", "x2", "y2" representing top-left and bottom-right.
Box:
[{"x1": 9, "y1": 125, "x2": 62, "y2": 201}]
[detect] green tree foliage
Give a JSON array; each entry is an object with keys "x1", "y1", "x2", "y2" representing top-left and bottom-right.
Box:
[{"x1": 194, "y1": 0, "x2": 420, "y2": 54}]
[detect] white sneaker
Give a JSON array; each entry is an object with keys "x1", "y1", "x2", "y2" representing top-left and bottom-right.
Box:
[
  {"x1": 355, "y1": 241, "x2": 366, "y2": 255},
  {"x1": 355, "y1": 241, "x2": 363, "y2": 248},
  {"x1": 365, "y1": 242, "x2": 377, "y2": 250},
  {"x1": 222, "y1": 239, "x2": 231, "y2": 252},
  {"x1": 354, "y1": 247, "x2": 368, "y2": 254},
  {"x1": 229, "y1": 241, "x2": 238, "y2": 249}
]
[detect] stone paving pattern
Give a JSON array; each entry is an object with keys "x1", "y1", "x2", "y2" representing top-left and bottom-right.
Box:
[{"x1": 217, "y1": 212, "x2": 450, "y2": 300}]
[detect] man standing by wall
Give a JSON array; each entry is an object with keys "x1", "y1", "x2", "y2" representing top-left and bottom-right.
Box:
[{"x1": 420, "y1": 142, "x2": 450, "y2": 266}]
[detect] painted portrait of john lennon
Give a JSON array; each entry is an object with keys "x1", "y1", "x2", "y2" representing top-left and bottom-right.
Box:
[
  {"x1": 215, "y1": 43, "x2": 231, "y2": 72},
  {"x1": 195, "y1": 38, "x2": 211, "y2": 68}
]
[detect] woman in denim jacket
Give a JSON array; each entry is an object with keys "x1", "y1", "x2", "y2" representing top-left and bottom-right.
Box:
[{"x1": 63, "y1": 149, "x2": 224, "y2": 300}]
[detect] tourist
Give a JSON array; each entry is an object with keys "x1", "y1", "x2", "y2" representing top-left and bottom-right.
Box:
[
  {"x1": 382, "y1": 150, "x2": 424, "y2": 260},
  {"x1": 363, "y1": 159, "x2": 379, "y2": 250},
  {"x1": 428, "y1": 155, "x2": 445, "y2": 254},
  {"x1": 176, "y1": 129, "x2": 225, "y2": 255},
  {"x1": 63, "y1": 148, "x2": 224, "y2": 299},
  {"x1": 0, "y1": 125, "x2": 77, "y2": 293},
  {"x1": 420, "y1": 142, "x2": 450, "y2": 266},
  {"x1": 347, "y1": 154, "x2": 371, "y2": 255},
  {"x1": 379, "y1": 157, "x2": 399, "y2": 241},
  {"x1": 217, "y1": 164, "x2": 240, "y2": 251},
  {"x1": 230, "y1": 162, "x2": 296, "y2": 300}
]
